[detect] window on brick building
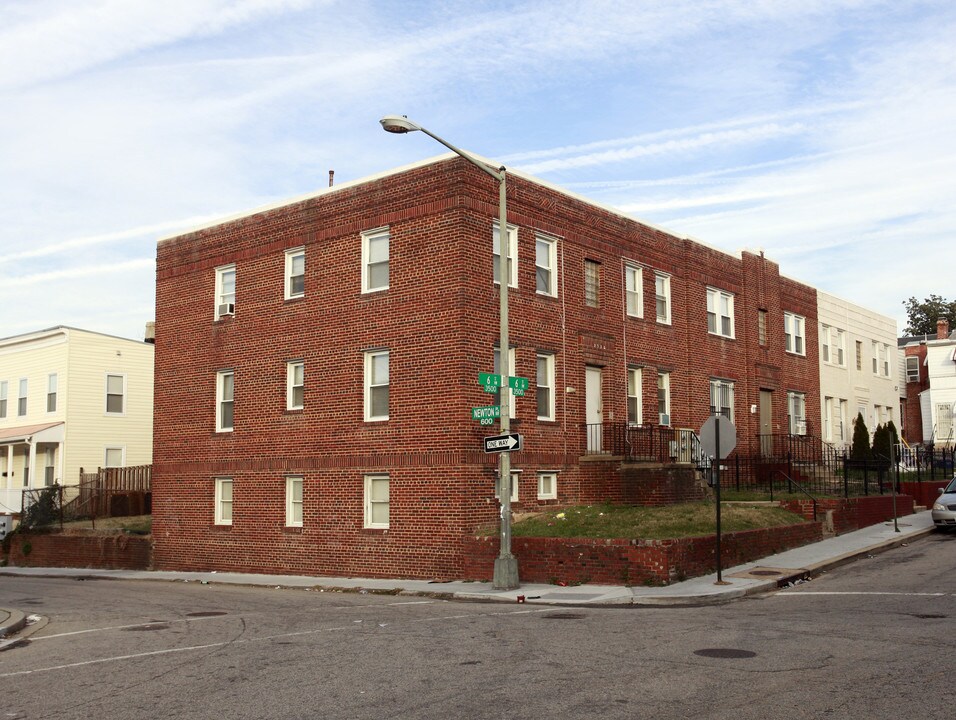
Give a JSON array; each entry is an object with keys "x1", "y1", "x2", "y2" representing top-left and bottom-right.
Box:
[
  {"x1": 584, "y1": 259, "x2": 601, "y2": 307},
  {"x1": 47, "y1": 373, "x2": 58, "y2": 413},
  {"x1": 707, "y1": 288, "x2": 735, "y2": 338},
  {"x1": 364, "y1": 350, "x2": 389, "y2": 421},
  {"x1": 215, "y1": 264, "x2": 236, "y2": 319},
  {"x1": 537, "y1": 471, "x2": 557, "y2": 500},
  {"x1": 285, "y1": 247, "x2": 305, "y2": 299},
  {"x1": 105, "y1": 374, "x2": 125, "y2": 415},
  {"x1": 627, "y1": 367, "x2": 642, "y2": 425},
  {"x1": 286, "y1": 476, "x2": 303, "y2": 527},
  {"x1": 758, "y1": 309, "x2": 767, "y2": 346},
  {"x1": 536, "y1": 234, "x2": 557, "y2": 296},
  {"x1": 625, "y1": 265, "x2": 643, "y2": 318},
  {"x1": 784, "y1": 312, "x2": 805, "y2": 355},
  {"x1": 364, "y1": 474, "x2": 389, "y2": 528},
  {"x1": 655, "y1": 272, "x2": 671, "y2": 324},
  {"x1": 710, "y1": 379, "x2": 734, "y2": 421},
  {"x1": 216, "y1": 370, "x2": 234, "y2": 432},
  {"x1": 492, "y1": 222, "x2": 518, "y2": 287},
  {"x1": 362, "y1": 228, "x2": 389, "y2": 293},
  {"x1": 657, "y1": 372, "x2": 670, "y2": 425},
  {"x1": 788, "y1": 391, "x2": 807, "y2": 435},
  {"x1": 287, "y1": 361, "x2": 304, "y2": 410},
  {"x1": 536, "y1": 352, "x2": 555, "y2": 421},
  {"x1": 215, "y1": 478, "x2": 233, "y2": 525},
  {"x1": 905, "y1": 356, "x2": 920, "y2": 383}
]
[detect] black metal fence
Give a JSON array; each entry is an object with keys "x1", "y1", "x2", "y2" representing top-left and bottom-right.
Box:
[{"x1": 584, "y1": 423, "x2": 700, "y2": 464}]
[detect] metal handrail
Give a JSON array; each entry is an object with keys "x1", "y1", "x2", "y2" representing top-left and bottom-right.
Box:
[{"x1": 769, "y1": 469, "x2": 818, "y2": 521}]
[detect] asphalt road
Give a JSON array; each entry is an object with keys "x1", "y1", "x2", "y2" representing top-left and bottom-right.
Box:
[{"x1": 2, "y1": 532, "x2": 955, "y2": 720}]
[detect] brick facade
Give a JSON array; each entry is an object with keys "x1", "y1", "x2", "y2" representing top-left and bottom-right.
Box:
[{"x1": 152, "y1": 156, "x2": 820, "y2": 580}]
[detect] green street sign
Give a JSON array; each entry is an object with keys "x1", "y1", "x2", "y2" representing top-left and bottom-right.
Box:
[
  {"x1": 472, "y1": 405, "x2": 501, "y2": 421},
  {"x1": 511, "y1": 388, "x2": 526, "y2": 396},
  {"x1": 478, "y1": 372, "x2": 502, "y2": 393},
  {"x1": 508, "y1": 376, "x2": 529, "y2": 391},
  {"x1": 479, "y1": 418, "x2": 495, "y2": 426}
]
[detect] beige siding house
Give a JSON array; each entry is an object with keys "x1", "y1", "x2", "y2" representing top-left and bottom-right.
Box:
[
  {"x1": 817, "y1": 291, "x2": 898, "y2": 450},
  {"x1": 0, "y1": 326, "x2": 154, "y2": 515}
]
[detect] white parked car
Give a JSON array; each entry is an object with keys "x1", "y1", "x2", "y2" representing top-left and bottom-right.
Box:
[{"x1": 931, "y1": 476, "x2": 956, "y2": 530}]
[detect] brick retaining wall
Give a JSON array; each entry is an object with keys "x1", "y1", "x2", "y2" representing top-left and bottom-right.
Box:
[{"x1": 5, "y1": 532, "x2": 152, "y2": 571}]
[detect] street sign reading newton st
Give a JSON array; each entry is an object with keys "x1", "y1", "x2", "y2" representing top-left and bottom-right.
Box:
[{"x1": 483, "y1": 433, "x2": 523, "y2": 453}]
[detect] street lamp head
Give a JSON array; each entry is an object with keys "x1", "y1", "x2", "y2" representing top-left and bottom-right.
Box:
[{"x1": 379, "y1": 115, "x2": 421, "y2": 134}]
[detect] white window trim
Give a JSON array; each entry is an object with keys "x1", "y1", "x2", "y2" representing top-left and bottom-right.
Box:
[
  {"x1": 537, "y1": 471, "x2": 558, "y2": 500},
  {"x1": 215, "y1": 477, "x2": 233, "y2": 526},
  {"x1": 784, "y1": 312, "x2": 806, "y2": 356},
  {"x1": 287, "y1": 360, "x2": 304, "y2": 411},
  {"x1": 655, "y1": 272, "x2": 671, "y2": 325},
  {"x1": 104, "y1": 446, "x2": 126, "y2": 467},
  {"x1": 706, "y1": 287, "x2": 735, "y2": 339},
  {"x1": 0, "y1": 380, "x2": 7, "y2": 418},
  {"x1": 216, "y1": 370, "x2": 234, "y2": 432},
  {"x1": 496, "y1": 470, "x2": 520, "y2": 504},
  {"x1": 536, "y1": 352, "x2": 555, "y2": 421},
  {"x1": 18, "y1": 377, "x2": 28, "y2": 417},
  {"x1": 535, "y1": 234, "x2": 558, "y2": 297},
  {"x1": 215, "y1": 264, "x2": 236, "y2": 320},
  {"x1": 625, "y1": 264, "x2": 643, "y2": 318},
  {"x1": 788, "y1": 391, "x2": 807, "y2": 435},
  {"x1": 105, "y1": 373, "x2": 127, "y2": 416},
  {"x1": 284, "y1": 247, "x2": 305, "y2": 300},
  {"x1": 47, "y1": 372, "x2": 58, "y2": 413},
  {"x1": 492, "y1": 221, "x2": 518, "y2": 288},
  {"x1": 905, "y1": 355, "x2": 920, "y2": 382},
  {"x1": 364, "y1": 350, "x2": 389, "y2": 422},
  {"x1": 286, "y1": 476, "x2": 304, "y2": 527},
  {"x1": 658, "y1": 371, "x2": 671, "y2": 425},
  {"x1": 709, "y1": 378, "x2": 735, "y2": 422},
  {"x1": 364, "y1": 473, "x2": 390, "y2": 529},
  {"x1": 361, "y1": 227, "x2": 390, "y2": 294},
  {"x1": 628, "y1": 367, "x2": 643, "y2": 425}
]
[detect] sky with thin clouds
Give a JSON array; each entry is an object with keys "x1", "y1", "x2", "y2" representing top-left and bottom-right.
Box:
[{"x1": 2, "y1": 0, "x2": 954, "y2": 341}]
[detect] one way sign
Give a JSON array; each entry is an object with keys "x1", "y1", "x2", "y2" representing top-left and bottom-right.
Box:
[{"x1": 483, "y1": 433, "x2": 523, "y2": 453}]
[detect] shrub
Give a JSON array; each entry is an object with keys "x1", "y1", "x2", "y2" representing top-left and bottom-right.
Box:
[{"x1": 851, "y1": 413, "x2": 871, "y2": 461}]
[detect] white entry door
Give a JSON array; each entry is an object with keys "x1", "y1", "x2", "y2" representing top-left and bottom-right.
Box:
[{"x1": 585, "y1": 366, "x2": 603, "y2": 452}]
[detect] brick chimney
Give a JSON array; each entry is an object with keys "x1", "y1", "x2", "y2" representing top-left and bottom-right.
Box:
[{"x1": 939, "y1": 318, "x2": 951, "y2": 340}]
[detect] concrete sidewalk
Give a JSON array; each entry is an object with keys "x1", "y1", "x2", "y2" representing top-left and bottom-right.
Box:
[{"x1": 0, "y1": 511, "x2": 936, "y2": 614}]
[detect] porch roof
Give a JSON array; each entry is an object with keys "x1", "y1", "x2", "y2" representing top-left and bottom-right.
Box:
[{"x1": 0, "y1": 421, "x2": 65, "y2": 445}]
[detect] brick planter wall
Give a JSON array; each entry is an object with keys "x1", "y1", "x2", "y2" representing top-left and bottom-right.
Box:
[
  {"x1": 5, "y1": 532, "x2": 152, "y2": 571},
  {"x1": 619, "y1": 464, "x2": 705, "y2": 506},
  {"x1": 781, "y1": 495, "x2": 913, "y2": 533},
  {"x1": 463, "y1": 521, "x2": 823, "y2": 586}
]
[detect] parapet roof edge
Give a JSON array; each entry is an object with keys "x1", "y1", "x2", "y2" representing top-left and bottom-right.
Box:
[{"x1": 0, "y1": 325, "x2": 152, "y2": 347}]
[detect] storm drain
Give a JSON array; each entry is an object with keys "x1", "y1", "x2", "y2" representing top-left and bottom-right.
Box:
[
  {"x1": 694, "y1": 648, "x2": 757, "y2": 659},
  {"x1": 186, "y1": 611, "x2": 228, "y2": 618},
  {"x1": 540, "y1": 612, "x2": 586, "y2": 620}
]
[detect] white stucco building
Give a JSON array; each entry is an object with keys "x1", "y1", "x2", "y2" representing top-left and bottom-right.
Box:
[
  {"x1": 0, "y1": 326, "x2": 154, "y2": 514},
  {"x1": 817, "y1": 291, "x2": 899, "y2": 449}
]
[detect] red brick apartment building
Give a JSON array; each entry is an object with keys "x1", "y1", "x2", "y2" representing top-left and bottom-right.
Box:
[{"x1": 152, "y1": 155, "x2": 819, "y2": 579}]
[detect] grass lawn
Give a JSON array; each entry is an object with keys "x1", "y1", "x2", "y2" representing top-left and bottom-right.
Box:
[{"x1": 505, "y1": 502, "x2": 806, "y2": 540}]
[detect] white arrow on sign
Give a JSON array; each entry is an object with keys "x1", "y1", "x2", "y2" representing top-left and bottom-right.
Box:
[{"x1": 483, "y1": 433, "x2": 523, "y2": 453}]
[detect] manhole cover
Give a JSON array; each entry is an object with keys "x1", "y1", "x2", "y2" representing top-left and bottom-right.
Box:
[
  {"x1": 750, "y1": 570, "x2": 782, "y2": 576},
  {"x1": 541, "y1": 612, "x2": 586, "y2": 620},
  {"x1": 122, "y1": 623, "x2": 170, "y2": 632},
  {"x1": 186, "y1": 611, "x2": 228, "y2": 617},
  {"x1": 694, "y1": 648, "x2": 757, "y2": 659}
]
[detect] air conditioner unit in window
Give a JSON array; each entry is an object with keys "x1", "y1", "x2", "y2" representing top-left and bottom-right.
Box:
[
  {"x1": 660, "y1": 414, "x2": 670, "y2": 426},
  {"x1": 217, "y1": 303, "x2": 235, "y2": 317},
  {"x1": 795, "y1": 420, "x2": 807, "y2": 435}
]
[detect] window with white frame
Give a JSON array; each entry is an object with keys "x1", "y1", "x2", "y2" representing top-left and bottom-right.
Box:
[
  {"x1": 838, "y1": 399, "x2": 848, "y2": 441},
  {"x1": 822, "y1": 325, "x2": 845, "y2": 366},
  {"x1": 105, "y1": 374, "x2": 125, "y2": 415},
  {"x1": 784, "y1": 313, "x2": 805, "y2": 355},
  {"x1": 495, "y1": 471, "x2": 519, "y2": 503},
  {"x1": 584, "y1": 259, "x2": 601, "y2": 307},
  {"x1": 47, "y1": 373, "x2": 58, "y2": 413},
  {"x1": 104, "y1": 447, "x2": 125, "y2": 467},
  {"x1": 0, "y1": 381, "x2": 7, "y2": 418},
  {"x1": 788, "y1": 391, "x2": 807, "y2": 435},
  {"x1": 287, "y1": 361, "x2": 304, "y2": 411},
  {"x1": 286, "y1": 476, "x2": 303, "y2": 527},
  {"x1": 536, "y1": 352, "x2": 555, "y2": 421},
  {"x1": 494, "y1": 347, "x2": 516, "y2": 419},
  {"x1": 362, "y1": 228, "x2": 389, "y2": 293},
  {"x1": 625, "y1": 265, "x2": 643, "y2": 318},
  {"x1": 216, "y1": 370, "x2": 234, "y2": 432},
  {"x1": 657, "y1": 371, "x2": 670, "y2": 425},
  {"x1": 627, "y1": 367, "x2": 642, "y2": 425},
  {"x1": 535, "y1": 234, "x2": 557, "y2": 296},
  {"x1": 44, "y1": 448, "x2": 55, "y2": 486},
  {"x1": 881, "y1": 343, "x2": 890, "y2": 377},
  {"x1": 872, "y1": 340, "x2": 879, "y2": 374},
  {"x1": 285, "y1": 247, "x2": 305, "y2": 299},
  {"x1": 215, "y1": 478, "x2": 233, "y2": 525},
  {"x1": 18, "y1": 378, "x2": 27, "y2": 416},
  {"x1": 492, "y1": 222, "x2": 518, "y2": 287},
  {"x1": 364, "y1": 474, "x2": 389, "y2": 528},
  {"x1": 824, "y1": 396, "x2": 834, "y2": 441},
  {"x1": 905, "y1": 356, "x2": 920, "y2": 383},
  {"x1": 709, "y1": 379, "x2": 735, "y2": 421},
  {"x1": 655, "y1": 272, "x2": 671, "y2": 324},
  {"x1": 537, "y1": 471, "x2": 557, "y2": 500},
  {"x1": 215, "y1": 264, "x2": 236, "y2": 319},
  {"x1": 364, "y1": 350, "x2": 389, "y2": 421},
  {"x1": 707, "y1": 288, "x2": 735, "y2": 338}
]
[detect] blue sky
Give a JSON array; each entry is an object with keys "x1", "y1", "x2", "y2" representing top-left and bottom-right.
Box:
[{"x1": 2, "y1": 0, "x2": 954, "y2": 341}]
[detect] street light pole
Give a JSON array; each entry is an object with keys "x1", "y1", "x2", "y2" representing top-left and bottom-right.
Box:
[{"x1": 380, "y1": 115, "x2": 519, "y2": 589}]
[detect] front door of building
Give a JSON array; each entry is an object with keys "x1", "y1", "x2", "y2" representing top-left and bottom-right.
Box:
[
  {"x1": 586, "y1": 366, "x2": 603, "y2": 452},
  {"x1": 760, "y1": 389, "x2": 773, "y2": 457}
]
